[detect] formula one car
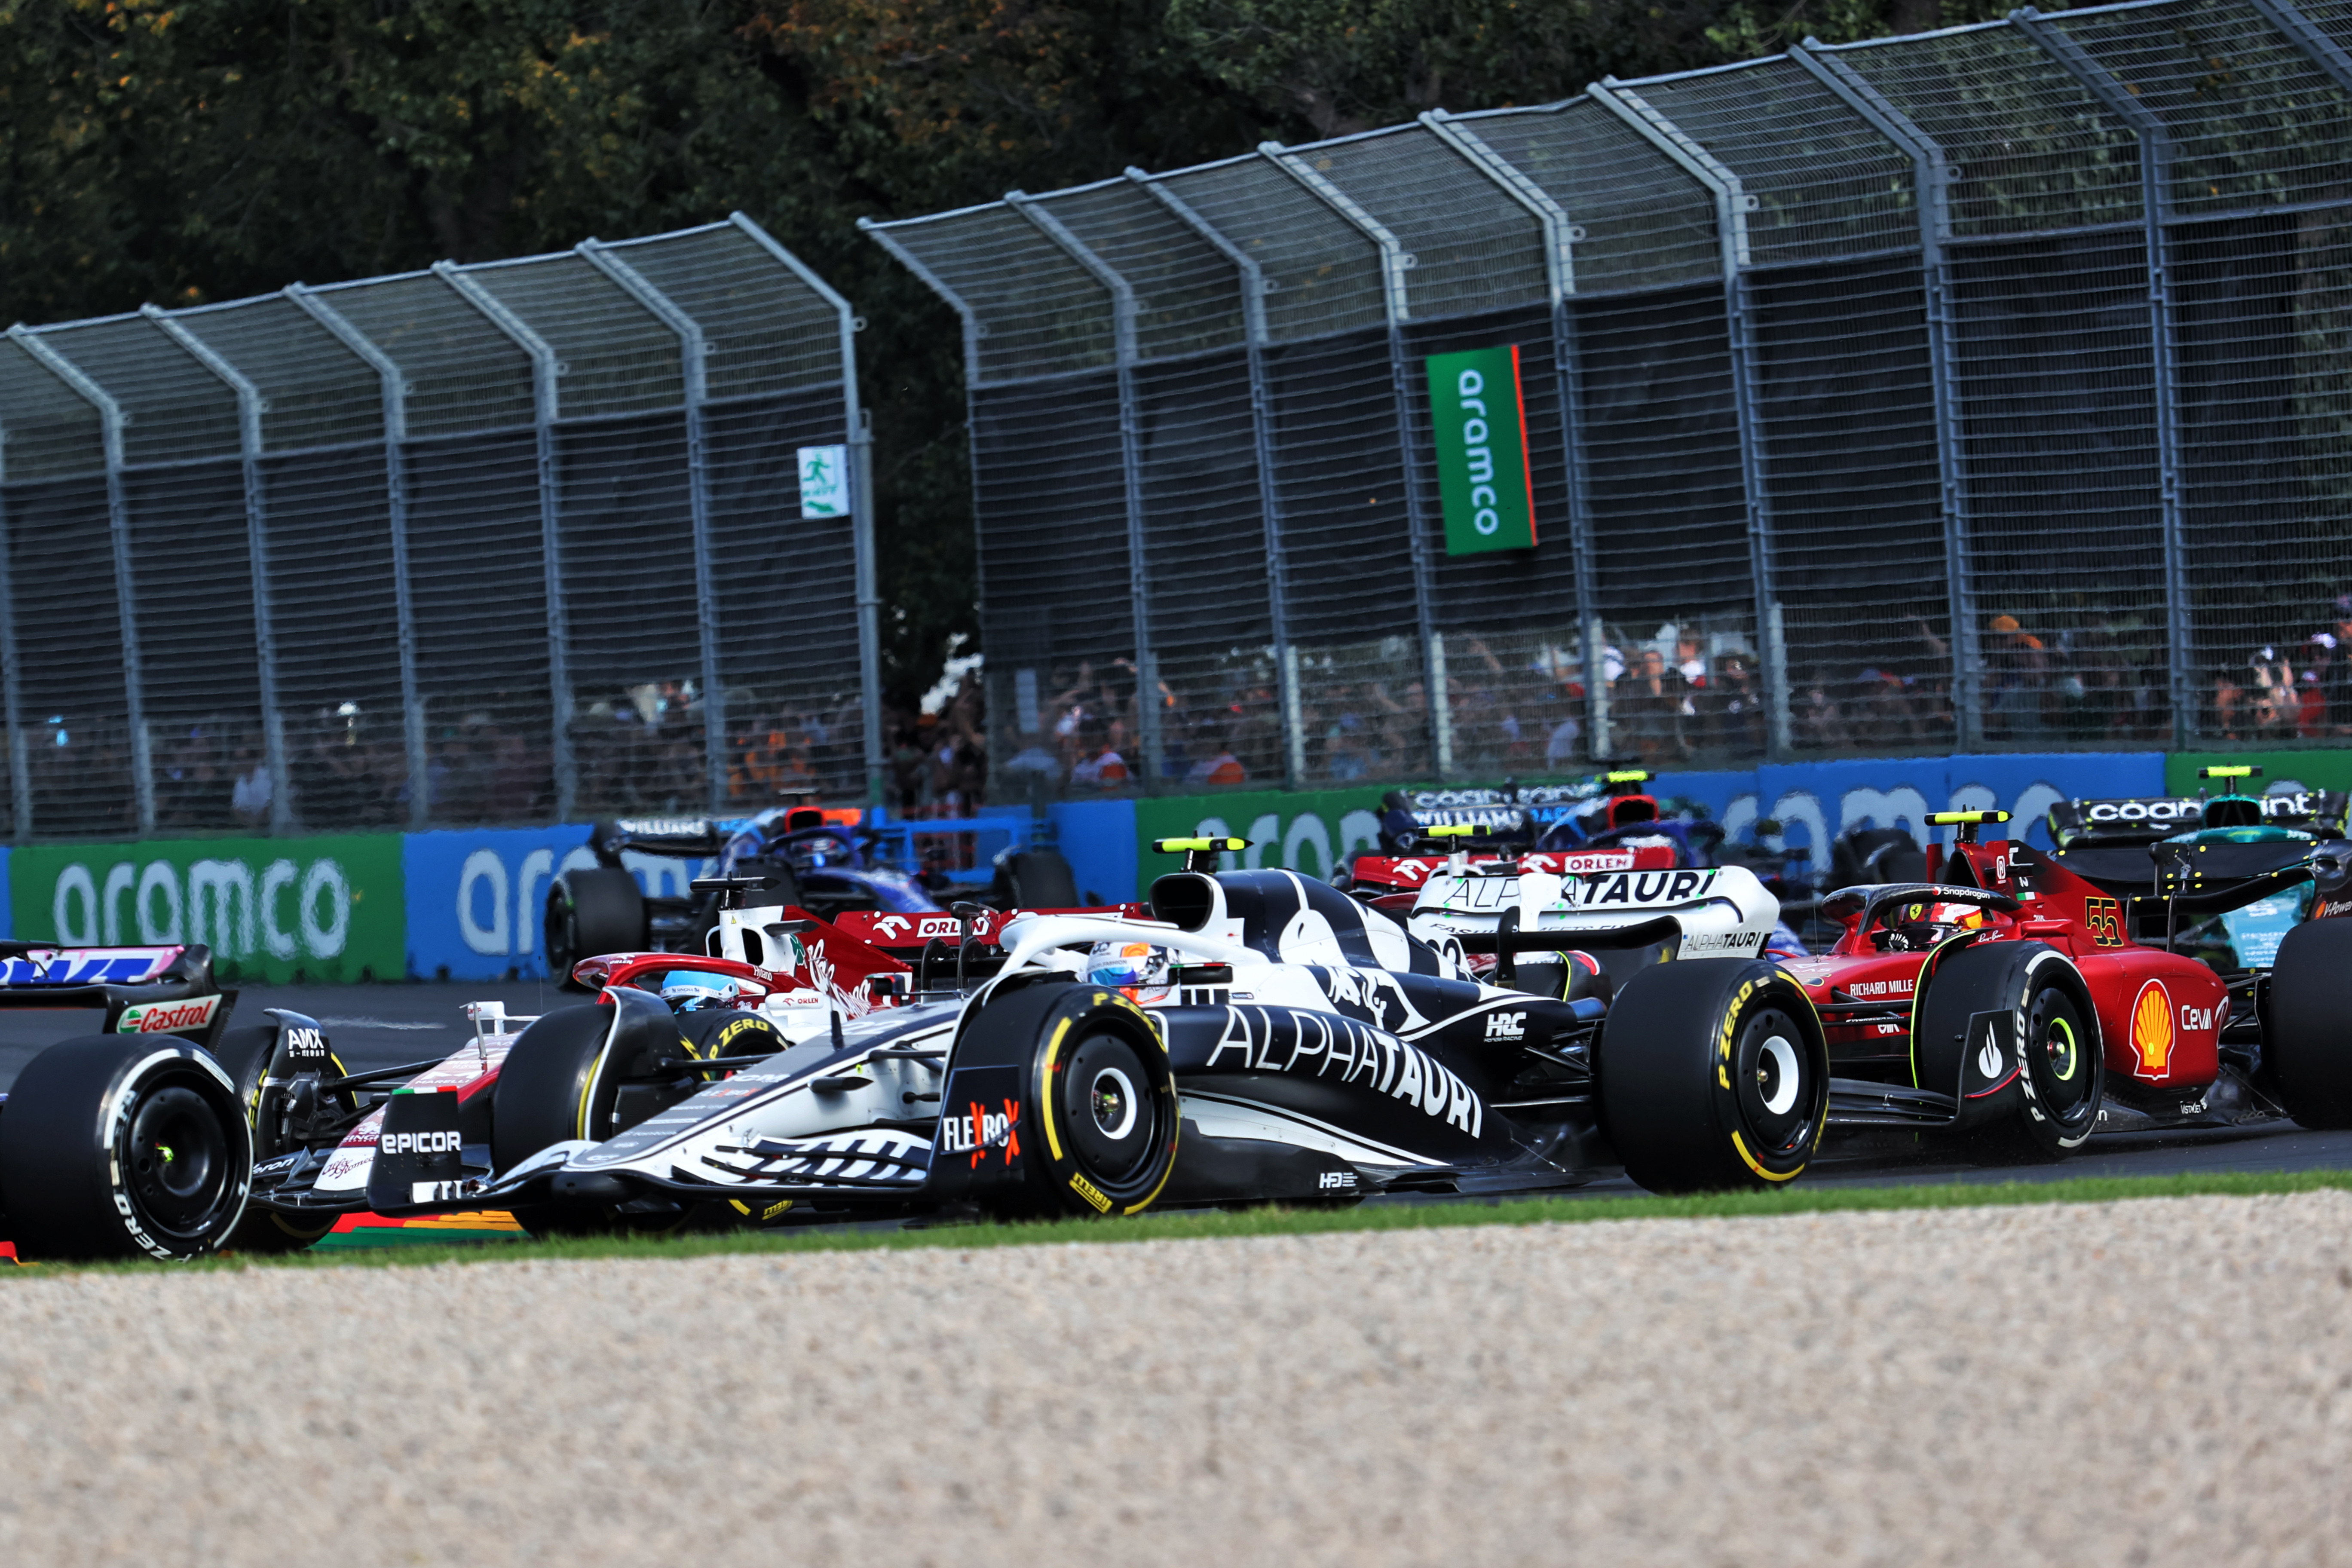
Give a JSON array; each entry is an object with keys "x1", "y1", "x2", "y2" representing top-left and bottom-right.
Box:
[
  {"x1": 0, "y1": 942, "x2": 252, "y2": 1262},
  {"x1": 544, "y1": 809, "x2": 944, "y2": 981},
  {"x1": 1351, "y1": 768, "x2": 1702, "y2": 878},
  {"x1": 1785, "y1": 808, "x2": 2352, "y2": 1152},
  {"x1": 2047, "y1": 766, "x2": 2350, "y2": 968},
  {"x1": 129, "y1": 836, "x2": 1884, "y2": 1254}
]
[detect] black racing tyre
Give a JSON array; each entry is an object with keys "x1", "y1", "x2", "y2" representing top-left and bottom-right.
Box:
[
  {"x1": 992, "y1": 849, "x2": 1080, "y2": 910},
  {"x1": 210, "y1": 1023, "x2": 352, "y2": 1254},
  {"x1": 1597, "y1": 958, "x2": 1829, "y2": 1194},
  {"x1": 0, "y1": 1036, "x2": 251, "y2": 1261},
  {"x1": 1915, "y1": 940, "x2": 2103, "y2": 1160},
  {"x1": 490, "y1": 1003, "x2": 674, "y2": 1241},
  {"x1": 545, "y1": 868, "x2": 648, "y2": 991},
  {"x1": 489, "y1": 1004, "x2": 622, "y2": 1174},
  {"x1": 680, "y1": 1007, "x2": 787, "y2": 1064},
  {"x1": 952, "y1": 982, "x2": 1182, "y2": 1219},
  {"x1": 2266, "y1": 918, "x2": 2352, "y2": 1128}
]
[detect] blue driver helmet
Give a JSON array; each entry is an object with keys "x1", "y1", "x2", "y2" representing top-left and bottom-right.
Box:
[
  {"x1": 661, "y1": 974, "x2": 741, "y2": 1013},
  {"x1": 1087, "y1": 940, "x2": 1170, "y2": 988}
]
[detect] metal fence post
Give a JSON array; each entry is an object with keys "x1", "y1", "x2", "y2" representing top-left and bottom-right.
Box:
[
  {"x1": 859, "y1": 218, "x2": 991, "y2": 796},
  {"x1": 1007, "y1": 191, "x2": 1164, "y2": 788},
  {"x1": 434, "y1": 261, "x2": 576, "y2": 818},
  {"x1": 142, "y1": 305, "x2": 292, "y2": 831},
  {"x1": 732, "y1": 214, "x2": 885, "y2": 808},
  {"x1": 285, "y1": 284, "x2": 428, "y2": 827},
  {"x1": 1422, "y1": 110, "x2": 1612, "y2": 763},
  {"x1": 577, "y1": 240, "x2": 727, "y2": 813},
  {"x1": 1262, "y1": 143, "x2": 1455, "y2": 777},
  {"x1": 2013, "y1": 9, "x2": 2191, "y2": 747},
  {"x1": 851, "y1": 403, "x2": 883, "y2": 802},
  {"x1": 1790, "y1": 42, "x2": 1983, "y2": 751},
  {"x1": 1589, "y1": 82, "x2": 1792, "y2": 758},
  {"x1": 1129, "y1": 169, "x2": 1304, "y2": 785},
  {"x1": 8, "y1": 325, "x2": 154, "y2": 832},
  {"x1": 0, "y1": 453, "x2": 26, "y2": 839}
]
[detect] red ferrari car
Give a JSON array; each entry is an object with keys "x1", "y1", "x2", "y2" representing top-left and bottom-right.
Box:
[{"x1": 1601, "y1": 809, "x2": 2352, "y2": 1191}]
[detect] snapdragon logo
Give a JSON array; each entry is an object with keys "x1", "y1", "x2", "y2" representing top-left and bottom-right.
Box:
[{"x1": 50, "y1": 856, "x2": 351, "y2": 961}]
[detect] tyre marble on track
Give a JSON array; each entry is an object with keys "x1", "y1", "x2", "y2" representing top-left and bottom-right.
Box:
[{"x1": 2, "y1": 1191, "x2": 2349, "y2": 1566}]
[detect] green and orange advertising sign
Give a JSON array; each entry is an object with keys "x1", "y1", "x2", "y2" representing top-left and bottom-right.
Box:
[{"x1": 1425, "y1": 343, "x2": 1537, "y2": 556}]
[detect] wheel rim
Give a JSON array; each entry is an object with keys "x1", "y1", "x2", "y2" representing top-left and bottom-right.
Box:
[
  {"x1": 1733, "y1": 1007, "x2": 1815, "y2": 1155},
  {"x1": 1089, "y1": 1065, "x2": 1139, "y2": 1141},
  {"x1": 123, "y1": 1080, "x2": 233, "y2": 1240},
  {"x1": 2029, "y1": 991, "x2": 2098, "y2": 1124},
  {"x1": 1063, "y1": 1032, "x2": 1158, "y2": 1184}
]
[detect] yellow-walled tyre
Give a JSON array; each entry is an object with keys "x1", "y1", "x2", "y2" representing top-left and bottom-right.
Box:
[
  {"x1": 1598, "y1": 958, "x2": 1828, "y2": 1194},
  {"x1": 943, "y1": 981, "x2": 1181, "y2": 1220}
]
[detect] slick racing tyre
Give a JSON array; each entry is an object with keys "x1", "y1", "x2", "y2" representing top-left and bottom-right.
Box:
[
  {"x1": 491, "y1": 1005, "x2": 625, "y2": 1173},
  {"x1": 1598, "y1": 959, "x2": 1828, "y2": 1194},
  {"x1": 545, "y1": 868, "x2": 647, "y2": 991},
  {"x1": 491, "y1": 1005, "x2": 627, "y2": 1240},
  {"x1": 990, "y1": 849, "x2": 1080, "y2": 910},
  {"x1": 211, "y1": 1023, "x2": 356, "y2": 1254},
  {"x1": 1915, "y1": 940, "x2": 2102, "y2": 1160},
  {"x1": 950, "y1": 981, "x2": 1181, "y2": 1220},
  {"x1": 0, "y1": 1036, "x2": 251, "y2": 1261},
  {"x1": 2265, "y1": 918, "x2": 2352, "y2": 1128}
]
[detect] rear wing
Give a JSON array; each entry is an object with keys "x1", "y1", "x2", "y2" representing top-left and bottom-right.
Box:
[
  {"x1": 1347, "y1": 843, "x2": 1675, "y2": 894},
  {"x1": 0, "y1": 943, "x2": 231, "y2": 1043},
  {"x1": 2049, "y1": 791, "x2": 2349, "y2": 844},
  {"x1": 588, "y1": 816, "x2": 733, "y2": 862}
]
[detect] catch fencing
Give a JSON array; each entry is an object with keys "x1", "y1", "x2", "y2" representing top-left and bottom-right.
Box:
[
  {"x1": 0, "y1": 214, "x2": 879, "y2": 841},
  {"x1": 867, "y1": 0, "x2": 2352, "y2": 795}
]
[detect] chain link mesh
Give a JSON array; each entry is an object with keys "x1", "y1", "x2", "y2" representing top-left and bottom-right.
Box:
[
  {"x1": 0, "y1": 219, "x2": 864, "y2": 838},
  {"x1": 1625, "y1": 59, "x2": 1922, "y2": 265},
  {"x1": 872, "y1": 0, "x2": 2352, "y2": 794}
]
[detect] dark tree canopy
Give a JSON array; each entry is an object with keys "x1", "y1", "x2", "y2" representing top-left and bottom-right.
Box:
[{"x1": 0, "y1": 0, "x2": 2003, "y2": 704}]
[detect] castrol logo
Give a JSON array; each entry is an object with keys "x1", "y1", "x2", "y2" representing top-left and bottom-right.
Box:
[{"x1": 114, "y1": 995, "x2": 222, "y2": 1034}]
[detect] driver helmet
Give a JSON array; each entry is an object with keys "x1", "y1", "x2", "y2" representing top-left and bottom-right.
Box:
[
  {"x1": 1087, "y1": 940, "x2": 1171, "y2": 989},
  {"x1": 662, "y1": 974, "x2": 741, "y2": 1013},
  {"x1": 1880, "y1": 899, "x2": 1981, "y2": 952}
]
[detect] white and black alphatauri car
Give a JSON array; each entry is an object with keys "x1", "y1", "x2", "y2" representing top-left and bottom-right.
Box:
[
  {"x1": 0, "y1": 847, "x2": 1832, "y2": 1259},
  {"x1": 1397, "y1": 843, "x2": 1829, "y2": 1188},
  {"x1": 248, "y1": 845, "x2": 1824, "y2": 1238}
]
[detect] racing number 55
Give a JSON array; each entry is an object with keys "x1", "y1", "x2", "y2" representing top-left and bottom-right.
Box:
[{"x1": 2084, "y1": 896, "x2": 2123, "y2": 947}]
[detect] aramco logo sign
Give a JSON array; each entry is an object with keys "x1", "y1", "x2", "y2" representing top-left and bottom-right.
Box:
[{"x1": 1424, "y1": 343, "x2": 1537, "y2": 556}]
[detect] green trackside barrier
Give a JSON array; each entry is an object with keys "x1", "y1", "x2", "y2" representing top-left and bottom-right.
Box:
[
  {"x1": 2167, "y1": 751, "x2": 2352, "y2": 796},
  {"x1": 1133, "y1": 786, "x2": 1395, "y2": 889},
  {"x1": 9, "y1": 834, "x2": 407, "y2": 984}
]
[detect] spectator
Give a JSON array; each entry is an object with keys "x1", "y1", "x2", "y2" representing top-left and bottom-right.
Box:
[
  {"x1": 1985, "y1": 614, "x2": 2049, "y2": 741},
  {"x1": 1068, "y1": 719, "x2": 1130, "y2": 789},
  {"x1": 1185, "y1": 728, "x2": 1246, "y2": 786},
  {"x1": 1545, "y1": 706, "x2": 1583, "y2": 768},
  {"x1": 1674, "y1": 636, "x2": 1708, "y2": 699},
  {"x1": 2247, "y1": 645, "x2": 2298, "y2": 739},
  {"x1": 2321, "y1": 595, "x2": 2352, "y2": 730},
  {"x1": 231, "y1": 748, "x2": 271, "y2": 826},
  {"x1": 1614, "y1": 646, "x2": 1687, "y2": 763},
  {"x1": 1697, "y1": 651, "x2": 1765, "y2": 753}
]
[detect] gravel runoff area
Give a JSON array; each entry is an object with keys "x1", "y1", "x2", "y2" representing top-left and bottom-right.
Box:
[{"x1": 4, "y1": 1193, "x2": 2351, "y2": 1567}]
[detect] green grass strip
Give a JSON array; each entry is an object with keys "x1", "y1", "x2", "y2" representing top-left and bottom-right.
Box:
[{"x1": 12, "y1": 1167, "x2": 2352, "y2": 1277}]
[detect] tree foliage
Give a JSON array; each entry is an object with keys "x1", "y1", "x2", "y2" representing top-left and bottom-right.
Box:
[{"x1": 0, "y1": 0, "x2": 1981, "y2": 704}]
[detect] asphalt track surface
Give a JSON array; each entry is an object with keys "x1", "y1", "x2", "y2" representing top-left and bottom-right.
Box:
[{"x1": 6, "y1": 982, "x2": 2347, "y2": 1206}]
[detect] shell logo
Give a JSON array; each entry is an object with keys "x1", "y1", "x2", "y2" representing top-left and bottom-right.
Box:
[{"x1": 2129, "y1": 979, "x2": 2173, "y2": 1077}]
